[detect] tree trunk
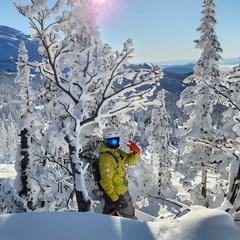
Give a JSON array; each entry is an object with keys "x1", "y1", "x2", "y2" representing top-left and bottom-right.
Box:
[
  {"x1": 201, "y1": 163, "x2": 209, "y2": 207},
  {"x1": 229, "y1": 163, "x2": 240, "y2": 205},
  {"x1": 65, "y1": 136, "x2": 91, "y2": 212},
  {"x1": 19, "y1": 128, "x2": 33, "y2": 210}
]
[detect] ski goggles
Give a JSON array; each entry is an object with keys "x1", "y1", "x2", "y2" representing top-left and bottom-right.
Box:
[{"x1": 106, "y1": 137, "x2": 120, "y2": 145}]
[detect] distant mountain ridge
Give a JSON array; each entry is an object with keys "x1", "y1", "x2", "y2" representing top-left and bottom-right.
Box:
[
  {"x1": 0, "y1": 25, "x2": 39, "y2": 72},
  {"x1": 0, "y1": 25, "x2": 195, "y2": 74},
  {"x1": 163, "y1": 63, "x2": 194, "y2": 74},
  {"x1": 0, "y1": 25, "x2": 239, "y2": 74}
]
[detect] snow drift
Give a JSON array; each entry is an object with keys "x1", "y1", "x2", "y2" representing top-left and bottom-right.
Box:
[{"x1": 0, "y1": 206, "x2": 239, "y2": 240}]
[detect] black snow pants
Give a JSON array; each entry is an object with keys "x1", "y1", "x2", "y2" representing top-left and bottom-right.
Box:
[{"x1": 102, "y1": 190, "x2": 137, "y2": 220}]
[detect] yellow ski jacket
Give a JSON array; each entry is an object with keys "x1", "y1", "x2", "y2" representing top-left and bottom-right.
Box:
[{"x1": 98, "y1": 142, "x2": 140, "y2": 202}]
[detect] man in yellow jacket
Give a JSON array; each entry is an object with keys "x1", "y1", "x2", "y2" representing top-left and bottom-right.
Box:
[{"x1": 98, "y1": 127, "x2": 140, "y2": 219}]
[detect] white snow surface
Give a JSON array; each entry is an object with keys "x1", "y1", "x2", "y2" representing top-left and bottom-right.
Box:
[
  {"x1": 0, "y1": 207, "x2": 239, "y2": 240},
  {"x1": 1, "y1": 164, "x2": 240, "y2": 240}
]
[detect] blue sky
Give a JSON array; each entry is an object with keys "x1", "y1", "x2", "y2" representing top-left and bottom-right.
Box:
[{"x1": 1, "y1": 0, "x2": 239, "y2": 63}]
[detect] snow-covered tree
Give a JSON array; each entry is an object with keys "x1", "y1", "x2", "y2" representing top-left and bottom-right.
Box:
[
  {"x1": 0, "y1": 178, "x2": 27, "y2": 214},
  {"x1": 14, "y1": 41, "x2": 48, "y2": 211},
  {"x1": 146, "y1": 90, "x2": 174, "y2": 196},
  {"x1": 14, "y1": 0, "x2": 163, "y2": 212},
  {"x1": 14, "y1": 41, "x2": 35, "y2": 210},
  {"x1": 0, "y1": 115, "x2": 9, "y2": 163},
  {"x1": 6, "y1": 113, "x2": 18, "y2": 163},
  {"x1": 176, "y1": 0, "x2": 223, "y2": 207},
  {"x1": 212, "y1": 64, "x2": 240, "y2": 216},
  {"x1": 135, "y1": 108, "x2": 152, "y2": 150}
]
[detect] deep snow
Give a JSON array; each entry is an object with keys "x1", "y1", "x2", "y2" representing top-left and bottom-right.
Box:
[
  {"x1": 1, "y1": 164, "x2": 240, "y2": 240},
  {"x1": 0, "y1": 207, "x2": 240, "y2": 240}
]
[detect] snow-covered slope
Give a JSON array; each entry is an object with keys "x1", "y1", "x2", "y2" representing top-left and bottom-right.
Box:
[
  {"x1": 0, "y1": 25, "x2": 39, "y2": 72},
  {"x1": 0, "y1": 206, "x2": 239, "y2": 240}
]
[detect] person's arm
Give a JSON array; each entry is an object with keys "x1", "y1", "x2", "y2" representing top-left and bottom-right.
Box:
[
  {"x1": 99, "y1": 154, "x2": 119, "y2": 202},
  {"x1": 118, "y1": 140, "x2": 141, "y2": 165}
]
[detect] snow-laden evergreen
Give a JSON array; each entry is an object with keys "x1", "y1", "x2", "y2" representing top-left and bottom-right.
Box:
[
  {"x1": 145, "y1": 90, "x2": 175, "y2": 196},
  {"x1": 0, "y1": 71, "x2": 20, "y2": 164},
  {"x1": 176, "y1": 0, "x2": 224, "y2": 207},
  {"x1": 211, "y1": 64, "x2": 240, "y2": 217}
]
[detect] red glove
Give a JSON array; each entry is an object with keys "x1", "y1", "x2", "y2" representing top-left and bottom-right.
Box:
[{"x1": 127, "y1": 140, "x2": 140, "y2": 153}]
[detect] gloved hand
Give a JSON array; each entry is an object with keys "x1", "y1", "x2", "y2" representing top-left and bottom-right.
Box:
[
  {"x1": 108, "y1": 207, "x2": 118, "y2": 216},
  {"x1": 127, "y1": 140, "x2": 140, "y2": 153},
  {"x1": 114, "y1": 195, "x2": 128, "y2": 211}
]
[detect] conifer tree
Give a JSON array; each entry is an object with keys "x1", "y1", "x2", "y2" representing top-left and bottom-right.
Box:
[
  {"x1": 146, "y1": 90, "x2": 174, "y2": 196},
  {"x1": 14, "y1": 41, "x2": 35, "y2": 210},
  {"x1": 176, "y1": 0, "x2": 223, "y2": 206},
  {"x1": 0, "y1": 115, "x2": 7, "y2": 163},
  {"x1": 14, "y1": 41, "x2": 45, "y2": 211},
  {"x1": 212, "y1": 64, "x2": 240, "y2": 216}
]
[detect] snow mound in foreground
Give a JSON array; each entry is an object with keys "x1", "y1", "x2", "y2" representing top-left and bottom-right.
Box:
[
  {"x1": 165, "y1": 206, "x2": 240, "y2": 240},
  {"x1": 0, "y1": 206, "x2": 239, "y2": 240}
]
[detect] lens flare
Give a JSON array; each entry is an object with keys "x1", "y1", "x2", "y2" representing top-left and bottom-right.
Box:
[
  {"x1": 92, "y1": 0, "x2": 108, "y2": 5},
  {"x1": 93, "y1": 0, "x2": 121, "y2": 20},
  {"x1": 97, "y1": 0, "x2": 107, "y2": 3}
]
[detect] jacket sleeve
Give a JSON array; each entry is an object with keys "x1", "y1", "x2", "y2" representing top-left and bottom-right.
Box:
[
  {"x1": 118, "y1": 149, "x2": 140, "y2": 165},
  {"x1": 99, "y1": 154, "x2": 119, "y2": 202}
]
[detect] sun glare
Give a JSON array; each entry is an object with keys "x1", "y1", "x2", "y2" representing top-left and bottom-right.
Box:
[
  {"x1": 93, "y1": 0, "x2": 108, "y2": 4},
  {"x1": 93, "y1": 0, "x2": 121, "y2": 20}
]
